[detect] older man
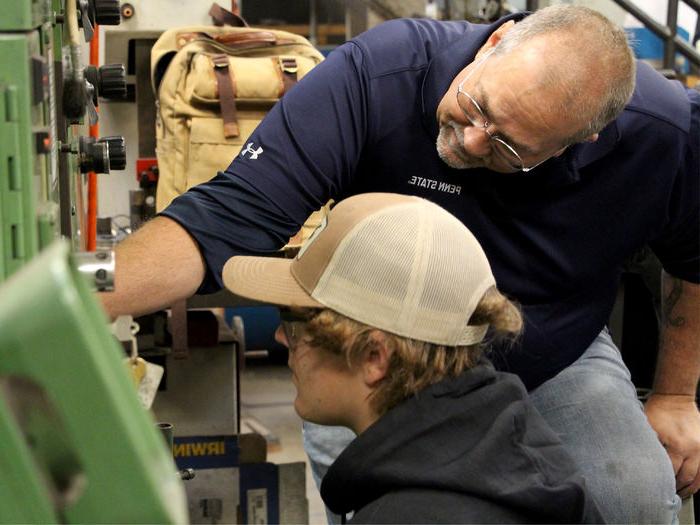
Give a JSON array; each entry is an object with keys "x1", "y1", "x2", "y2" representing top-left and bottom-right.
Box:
[{"x1": 103, "y1": 5, "x2": 699, "y2": 523}]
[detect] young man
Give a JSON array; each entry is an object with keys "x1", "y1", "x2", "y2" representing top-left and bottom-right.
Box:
[{"x1": 223, "y1": 192, "x2": 603, "y2": 524}]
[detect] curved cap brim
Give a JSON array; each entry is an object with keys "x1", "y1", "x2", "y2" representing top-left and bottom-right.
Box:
[{"x1": 222, "y1": 255, "x2": 324, "y2": 309}]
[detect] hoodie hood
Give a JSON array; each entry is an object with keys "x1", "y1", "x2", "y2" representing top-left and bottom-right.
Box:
[{"x1": 321, "y1": 364, "x2": 602, "y2": 523}]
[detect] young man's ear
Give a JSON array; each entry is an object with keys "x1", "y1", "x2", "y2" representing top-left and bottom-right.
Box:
[{"x1": 362, "y1": 331, "x2": 393, "y2": 387}]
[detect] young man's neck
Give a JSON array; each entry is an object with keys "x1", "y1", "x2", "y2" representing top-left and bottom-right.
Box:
[{"x1": 350, "y1": 407, "x2": 380, "y2": 435}]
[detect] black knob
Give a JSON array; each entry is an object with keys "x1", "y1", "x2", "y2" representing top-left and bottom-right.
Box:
[
  {"x1": 78, "y1": 136, "x2": 108, "y2": 173},
  {"x1": 84, "y1": 64, "x2": 126, "y2": 103},
  {"x1": 99, "y1": 136, "x2": 126, "y2": 171},
  {"x1": 93, "y1": 0, "x2": 121, "y2": 25},
  {"x1": 98, "y1": 64, "x2": 127, "y2": 99},
  {"x1": 62, "y1": 77, "x2": 88, "y2": 121}
]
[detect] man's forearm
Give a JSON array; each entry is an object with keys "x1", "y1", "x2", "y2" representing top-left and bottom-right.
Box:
[
  {"x1": 99, "y1": 216, "x2": 206, "y2": 320},
  {"x1": 652, "y1": 271, "x2": 700, "y2": 396}
]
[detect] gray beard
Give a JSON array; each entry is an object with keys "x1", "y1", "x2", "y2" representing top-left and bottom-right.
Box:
[{"x1": 436, "y1": 121, "x2": 488, "y2": 170}]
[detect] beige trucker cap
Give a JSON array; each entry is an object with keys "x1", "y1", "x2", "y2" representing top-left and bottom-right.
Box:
[{"x1": 223, "y1": 193, "x2": 496, "y2": 346}]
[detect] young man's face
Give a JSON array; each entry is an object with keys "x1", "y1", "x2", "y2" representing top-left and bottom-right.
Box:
[{"x1": 274, "y1": 324, "x2": 361, "y2": 427}]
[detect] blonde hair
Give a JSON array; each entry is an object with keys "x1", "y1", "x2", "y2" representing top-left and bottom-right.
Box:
[{"x1": 304, "y1": 286, "x2": 522, "y2": 416}]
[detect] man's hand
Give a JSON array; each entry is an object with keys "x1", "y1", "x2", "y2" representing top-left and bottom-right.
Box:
[
  {"x1": 645, "y1": 394, "x2": 700, "y2": 497},
  {"x1": 648, "y1": 272, "x2": 700, "y2": 498}
]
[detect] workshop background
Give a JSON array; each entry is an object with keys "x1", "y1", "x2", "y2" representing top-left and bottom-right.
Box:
[{"x1": 0, "y1": 0, "x2": 698, "y2": 523}]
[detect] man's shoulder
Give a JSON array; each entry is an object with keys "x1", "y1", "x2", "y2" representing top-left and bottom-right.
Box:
[
  {"x1": 349, "y1": 18, "x2": 475, "y2": 77},
  {"x1": 623, "y1": 61, "x2": 692, "y2": 134}
]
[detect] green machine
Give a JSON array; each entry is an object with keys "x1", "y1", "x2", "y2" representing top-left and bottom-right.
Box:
[
  {"x1": 0, "y1": 0, "x2": 127, "y2": 282},
  {"x1": 0, "y1": 241, "x2": 187, "y2": 523},
  {"x1": 0, "y1": 1, "x2": 186, "y2": 522},
  {"x1": 0, "y1": 0, "x2": 57, "y2": 280}
]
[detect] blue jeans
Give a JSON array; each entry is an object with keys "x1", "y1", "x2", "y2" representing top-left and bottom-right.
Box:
[{"x1": 303, "y1": 328, "x2": 681, "y2": 524}]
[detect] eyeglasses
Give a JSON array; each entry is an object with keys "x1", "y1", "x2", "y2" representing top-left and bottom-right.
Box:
[
  {"x1": 456, "y1": 50, "x2": 552, "y2": 172},
  {"x1": 280, "y1": 310, "x2": 310, "y2": 351}
]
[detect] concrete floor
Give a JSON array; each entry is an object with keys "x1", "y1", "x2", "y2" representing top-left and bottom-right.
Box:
[{"x1": 240, "y1": 361, "x2": 327, "y2": 524}]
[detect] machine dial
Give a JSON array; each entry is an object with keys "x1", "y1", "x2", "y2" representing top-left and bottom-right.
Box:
[
  {"x1": 78, "y1": 136, "x2": 108, "y2": 173},
  {"x1": 97, "y1": 64, "x2": 127, "y2": 99},
  {"x1": 78, "y1": 135, "x2": 126, "y2": 173},
  {"x1": 84, "y1": 64, "x2": 127, "y2": 103},
  {"x1": 92, "y1": 0, "x2": 121, "y2": 25},
  {"x1": 99, "y1": 136, "x2": 127, "y2": 171}
]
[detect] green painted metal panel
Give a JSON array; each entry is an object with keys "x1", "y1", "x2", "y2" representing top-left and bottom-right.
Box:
[
  {"x1": 0, "y1": 33, "x2": 41, "y2": 281},
  {"x1": 37, "y1": 210, "x2": 56, "y2": 249},
  {"x1": 0, "y1": 241, "x2": 188, "y2": 523},
  {"x1": 0, "y1": 395, "x2": 58, "y2": 523},
  {"x1": 0, "y1": 0, "x2": 50, "y2": 31},
  {"x1": 52, "y1": 0, "x2": 64, "y2": 55},
  {"x1": 0, "y1": 93, "x2": 5, "y2": 280}
]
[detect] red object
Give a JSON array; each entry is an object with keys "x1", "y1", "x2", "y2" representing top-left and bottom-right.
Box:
[
  {"x1": 136, "y1": 158, "x2": 158, "y2": 182},
  {"x1": 87, "y1": 24, "x2": 100, "y2": 251}
]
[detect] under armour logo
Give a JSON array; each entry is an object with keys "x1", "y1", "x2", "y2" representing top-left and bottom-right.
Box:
[{"x1": 241, "y1": 142, "x2": 263, "y2": 160}]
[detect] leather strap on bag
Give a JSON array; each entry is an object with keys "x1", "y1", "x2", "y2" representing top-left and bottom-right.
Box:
[
  {"x1": 216, "y1": 30, "x2": 279, "y2": 48},
  {"x1": 279, "y1": 57, "x2": 298, "y2": 95},
  {"x1": 209, "y1": 2, "x2": 248, "y2": 27},
  {"x1": 175, "y1": 30, "x2": 293, "y2": 50},
  {"x1": 175, "y1": 31, "x2": 211, "y2": 49},
  {"x1": 212, "y1": 54, "x2": 240, "y2": 138}
]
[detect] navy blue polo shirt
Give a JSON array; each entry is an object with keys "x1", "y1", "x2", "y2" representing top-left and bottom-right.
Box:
[{"x1": 162, "y1": 16, "x2": 700, "y2": 389}]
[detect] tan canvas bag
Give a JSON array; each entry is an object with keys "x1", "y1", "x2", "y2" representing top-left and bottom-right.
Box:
[{"x1": 151, "y1": 25, "x2": 328, "y2": 248}]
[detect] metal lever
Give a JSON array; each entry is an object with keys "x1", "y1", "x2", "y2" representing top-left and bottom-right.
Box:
[
  {"x1": 85, "y1": 93, "x2": 99, "y2": 126},
  {"x1": 78, "y1": 0, "x2": 94, "y2": 42}
]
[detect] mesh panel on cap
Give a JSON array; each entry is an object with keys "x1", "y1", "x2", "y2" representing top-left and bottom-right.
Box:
[
  {"x1": 417, "y1": 212, "x2": 493, "y2": 343},
  {"x1": 311, "y1": 201, "x2": 494, "y2": 345},
  {"x1": 313, "y1": 205, "x2": 418, "y2": 336}
]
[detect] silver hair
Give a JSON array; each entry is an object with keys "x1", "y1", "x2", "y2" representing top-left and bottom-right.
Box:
[{"x1": 492, "y1": 5, "x2": 636, "y2": 144}]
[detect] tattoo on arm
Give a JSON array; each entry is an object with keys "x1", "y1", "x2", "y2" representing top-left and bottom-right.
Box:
[{"x1": 663, "y1": 277, "x2": 686, "y2": 328}]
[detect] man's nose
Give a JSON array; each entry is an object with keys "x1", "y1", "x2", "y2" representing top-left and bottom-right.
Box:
[{"x1": 462, "y1": 124, "x2": 492, "y2": 157}]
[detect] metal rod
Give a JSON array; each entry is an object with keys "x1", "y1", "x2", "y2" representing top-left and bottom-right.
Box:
[
  {"x1": 309, "y1": 0, "x2": 318, "y2": 46},
  {"x1": 612, "y1": 0, "x2": 671, "y2": 39},
  {"x1": 611, "y1": 0, "x2": 700, "y2": 67},
  {"x1": 674, "y1": 35, "x2": 700, "y2": 67},
  {"x1": 682, "y1": 0, "x2": 700, "y2": 14},
  {"x1": 664, "y1": 0, "x2": 679, "y2": 70},
  {"x1": 157, "y1": 422, "x2": 174, "y2": 452},
  {"x1": 526, "y1": 0, "x2": 539, "y2": 12},
  {"x1": 345, "y1": 0, "x2": 351, "y2": 42}
]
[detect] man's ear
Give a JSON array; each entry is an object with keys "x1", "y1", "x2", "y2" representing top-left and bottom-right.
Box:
[
  {"x1": 475, "y1": 20, "x2": 515, "y2": 59},
  {"x1": 552, "y1": 132, "x2": 598, "y2": 158},
  {"x1": 362, "y1": 331, "x2": 393, "y2": 387}
]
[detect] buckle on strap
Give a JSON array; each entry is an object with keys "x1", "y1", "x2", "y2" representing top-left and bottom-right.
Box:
[
  {"x1": 212, "y1": 54, "x2": 230, "y2": 69},
  {"x1": 279, "y1": 57, "x2": 298, "y2": 74}
]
